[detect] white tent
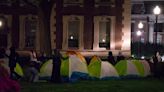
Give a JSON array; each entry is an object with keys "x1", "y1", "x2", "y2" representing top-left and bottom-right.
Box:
[{"x1": 88, "y1": 56, "x2": 119, "y2": 79}]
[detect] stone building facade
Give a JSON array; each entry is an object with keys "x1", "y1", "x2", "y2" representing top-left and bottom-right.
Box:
[{"x1": 0, "y1": 0, "x2": 131, "y2": 56}]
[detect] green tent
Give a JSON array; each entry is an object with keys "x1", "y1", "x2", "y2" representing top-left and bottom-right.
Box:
[
  {"x1": 115, "y1": 59, "x2": 151, "y2": 77},
  {"x1": 14, "y1": 63, "x2": 24, "y2": 76},
  {"x1": 132, "y1": 60, "x2": 145, "y2": 77},
  {"x1": 132, "y1": 60, "x2": 151, "y2": 77},
  {"x1": 39, "y1": 59, "x2": 53, "y2": 79},
  {"x1": 61, "y1": 54, "x2": 88, "y2": 81},
  {"x1": 140, "y1": 60, "x2": 151, "y2": 76},
  {"x1": 1, "y1": 60, "x2": 23, "y2": 77},
  {"x1": 115, "y1": 60, "x2": 139, "y2": 77},
  {"x1": 88, "y1": 56, "x2": 119, "y2": 79}
]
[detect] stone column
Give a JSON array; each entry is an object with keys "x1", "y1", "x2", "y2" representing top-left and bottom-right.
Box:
[
  {"x1": 110, "y1": 17, "x2": 116, "y2": 50},
  {"x1": 62, "y1": 16, "x2": 69, "y2": 50},
  {"x1": 79, "y1": 16, "x2": 84, "y2": 50},
  {"x1": 11, "y1": 14, "x2": 19, "y2": 48},
  {"x1": 50, "y1": 4, "x2": 56, "y2": 50},
  {"x1": 93, "y1": 16, "x2": 99, "y2": 50},
  {"x1": 7, "y1": 15, "x2": 12, "y2": 48},
  {"x1": 121, "y1": 0, "x2": 131, "y2": 55},
  {"x1": 19, "y1": 16, "x2": 25, "y2": 50}
]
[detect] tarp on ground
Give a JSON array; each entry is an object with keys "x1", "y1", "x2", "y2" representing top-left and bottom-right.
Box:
[
  {"x1": 61, "y1": 54, "x2": 88, "y2": 81},
  {"x1": 88, "y1": 56, "x2": 119, "y2": 79}
]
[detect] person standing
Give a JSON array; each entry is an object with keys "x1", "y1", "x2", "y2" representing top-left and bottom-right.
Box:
[
  {"x1": 25, "y1": 50, "x2": 41, "y2": 82},
  {"x1": 152, "y1": 51, "x2": 162, "y2": 78},
  {"x1": 107, "y1": 51, "x2": 115, "y2": 65},
  {"x1": 116, "y1": 52, "x2": 125, "y2": 63},
  {"x1": 9, "y1": 47, "x2": 20, "y2": 80},
  {"x1": 51, "y1": 49, "x2": 61, "y2": 83}
]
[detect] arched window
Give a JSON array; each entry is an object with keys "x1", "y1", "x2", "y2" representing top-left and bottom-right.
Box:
[
  {"x1": 99, "y1": 18, "x2": 111, "y2": 49},
  {"x1": 24, "y1": 17, "x2": 37, "y2": 48},
  {"x1": 62, "y1": 15, "x2": 84, "y2": 50},
  {"x1": 93, "y1": 16, "x2": 115, "y2": 50},
  {"x1": 68, "y1": 17, "x2": 80, "y2": 48}
]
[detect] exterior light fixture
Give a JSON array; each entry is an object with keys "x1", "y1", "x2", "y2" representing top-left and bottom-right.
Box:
[
  {"x1": 138, "y1": 22, "x2": 144, "y2": 29},
  {"x1": 153, "y1": 5, "x2": 161, "y2": 52},
  {"x1": 70, "y1": 35, "x2": 74, "y2": 40},
  {"x1": 141, "y1": 56, "x2": 145, "y2": 59},
  {"x1": 136, "y1": 30, "x2": 142, "y2": 36},
  {"x1": 0, "y1": 20, "x2": 2, "y2": 27},
  {"x1": 102, "y1": 39, "x2": 106, "y2": 42},
  {"x1": 153, "y1": 6, "x2": 161, "y2": 15}
]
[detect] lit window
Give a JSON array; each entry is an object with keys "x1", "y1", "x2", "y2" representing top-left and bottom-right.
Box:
[
  {"x1": 93, "y1": 16, "x2": 114, "y2": 50},
  {"x1": 68, "y1": 18, "x2": 80, "y2": 48},
  {"x1": 62, "y1": 16, "x2": 84, "y2": 50},
  {"x1": 99, "y1": 19, "x2": 111, "y2": 49}
]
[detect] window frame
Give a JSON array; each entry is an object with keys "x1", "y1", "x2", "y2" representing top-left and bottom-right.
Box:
[
  {"x1": 93, "y1": 16, "x2": 115, "y2": 50},
  {"x1": 62, "y1": 15, "x2": 84, "y2": 50},
  {"x1": 19, "y1": 15, "x2": 39, "y2": 50},
  {"x1": 63, "y1": 0, "x2": 84, "y2": 7}
]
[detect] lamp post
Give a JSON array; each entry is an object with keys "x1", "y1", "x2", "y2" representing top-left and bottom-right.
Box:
[
  {"x1": 136, "y1": 30, "x2": 142, "y2": 58},
  {"x1": 137, "y1": 22, "x2": 143, "y2": 58},
  {"x1": 153, "y1": 6, "x2": 161, "y2": 52}
]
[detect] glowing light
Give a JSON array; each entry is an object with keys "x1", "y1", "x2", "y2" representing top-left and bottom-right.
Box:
[
  {"x1": 153, "y1": 6, "x2": 161, "y2": 15},
  {"x1": 141, "y1": 56, "x2": 145, "y2": 59},
  {"x1": 0, "y1": 20, "x2": 2, "y2": 27},
  {"x1": 136, "y1": 30, "x2": 142, "y2": 36},
  {"x1": 131, "y1": 54, "x2": 134, "y2": 58},
  {"x1": 70, "y1": 36, "x2": 74, "y2": 39},
  {"x1": 102, "y1": 39, "x2": 106, "y2": 42},
  {"x1": 138, "y1": 22, "x2": 144, "y2": 29}
]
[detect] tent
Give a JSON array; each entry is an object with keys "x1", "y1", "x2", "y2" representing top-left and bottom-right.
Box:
[
  {"x1": 39, "y1": 51, "x2": 88, "y2": 81},
  {"x1": 131, "y1": 60, "x2": 145, "y2": 77},
  {"x1": 88, "y1": 56, "x2": 119, "y2": 79},
  {"x1": 61, "y1": 54, "x2": 88, "y2": 81},
  {"x1": 115, "y1": 60, "x2": 140, "y2": 78},
  {"x1": 140, "y1": 60, "x2": 151, "y2": 76},
  {"x1": 39, "y1": 59, "x2": 53, "y2": 80},
  {"x1": 131, "y1": 59, "x2": 151, "y2": 77},
  {"x1": 0, "y1": 60, "x2": 23, "y2": 77},
  {"x1": 0, "y1": 61, "x2": 8, "y2": 73},
  {"x1": 66, "y1": 51, "x2": 86, "y2": 63},
  {"x1": 14, "y1": 63, "x2": 24, "y2": 77}
]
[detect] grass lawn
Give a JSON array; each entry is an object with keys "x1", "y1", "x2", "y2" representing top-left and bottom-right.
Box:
[{"x1": 21, "y1": 78, "x2": 164, "y2": 92}]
